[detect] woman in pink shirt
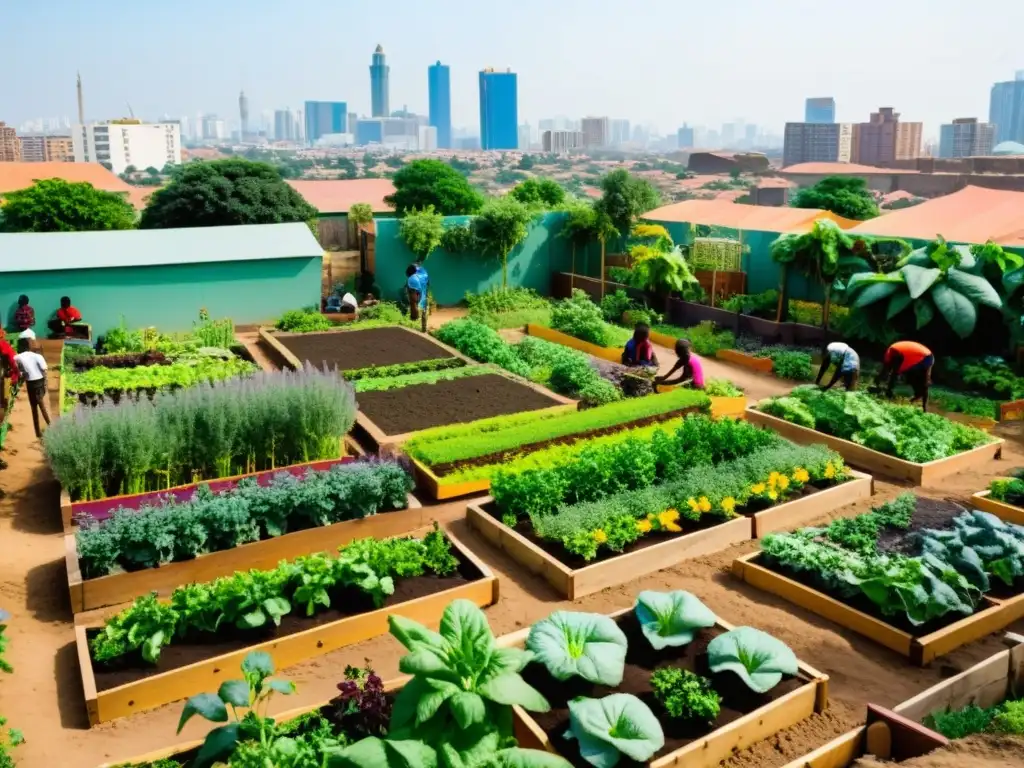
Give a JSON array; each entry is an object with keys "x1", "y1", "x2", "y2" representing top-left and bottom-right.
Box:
[{"x1": 656, "y1": 339, "x2": 705, "y2": 390}]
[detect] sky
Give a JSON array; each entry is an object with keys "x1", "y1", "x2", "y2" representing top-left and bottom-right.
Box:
[{"x1": 3, "y1": 0, "x2": 1023, "y2": 138}]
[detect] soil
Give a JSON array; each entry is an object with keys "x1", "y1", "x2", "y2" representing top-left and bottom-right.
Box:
[
  {"x1": 522, "y1": 615, "x2": 805, "y2": 766},
  {"x1": 356, "y1": 373, "x2": 561, "y2": 435},
  {"x1": 91, "y1": 555, "x2": 480, "y2": 690},
  {"x1": 276, "y1": 327, "x2": 453, "y2": 372},
  {"x1": 851, "y1": 733, "x2": 1024, "y2": 767},
  {"x1": 2, "y1": 315, "x2": 1024, "y2": 768},
  {"x1": 874, "y1": 496, "x2": 965, "y2": 556}
]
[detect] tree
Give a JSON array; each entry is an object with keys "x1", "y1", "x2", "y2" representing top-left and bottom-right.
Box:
[
  {"x1": 123, "y1": 165, "x2": 138, "y2": 175},
  {"x1": 472, "y1": 197, "x2": 536, "y2": 288},
  {"x1": 0, "y1": 179, "x2": 137, "y2": 233},
  {"x1": 139, "y1": 159, "x2": 317, "y2": 229},
  {"x1": 386, "y1": 159, "x2": 484, "y2": 216},
  {"x1": 509, "y1": 178, "x2": 565, "y2": 209},
  {"x1": 348, "y1": 202, "x2": 374, "y2": 243},
  {"x1": 517, "y1": 155, "x2": 536, "y2": 170},
  {"x1": 790, "y1": 176, "x2": 880, "y2": 221},
  {"x1": 559, "y1": 201, "x2": 597, "y2": 280},
  {"x1": 144, "y1": 166, "x2": 160, "y2": 176},
  {"x1": 594, "y1": 169, "x2": 662, "y2": 236},
  {"x1": 399, "y1": 206, "x2": 444, "y2": 261}
]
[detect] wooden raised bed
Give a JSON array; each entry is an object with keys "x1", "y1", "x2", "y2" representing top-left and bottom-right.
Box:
[
  {"x1": 76, "y1": 526, "x2": 497, "y2": 726},
  {"x1": 733, "y1": 552, "x2": 1024, "y2": 665},
  {"x1": 745, "y1": 408, "x2": 1004, "y2": 486},
  {"x1": 971, "y1": 490, "x2": 1024, "y2": 526},
  {"x1": 524, "y1": 323, "x2": 622, "y2": 363},
  {"x1": 66, "y1": 494, "x2": 425, "y2": 614},
  {"x1": 999, "y1": 398, "x2": 1024, "y2": 421},
  {"x1": 506, "y1": 609, "x2": 829, "y2": 768},
  {"x1": 750, "y1": 470, "x2": 872, "y2": 538},
  {"x1": 717, "y1": 348, "x2": 775, "y2": 373}
]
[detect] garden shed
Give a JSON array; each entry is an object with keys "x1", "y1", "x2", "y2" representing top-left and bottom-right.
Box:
[{"x1": 0, "y1": 222, "x2": 322, "y2": 335}]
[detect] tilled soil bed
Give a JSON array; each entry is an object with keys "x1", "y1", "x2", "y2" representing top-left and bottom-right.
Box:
[
  {"x1": 357, "y1": 373, "x2": 562, "y2": 435},
  {"x1": 277, "y1": 327, "x2": 453, "y2": 371}
]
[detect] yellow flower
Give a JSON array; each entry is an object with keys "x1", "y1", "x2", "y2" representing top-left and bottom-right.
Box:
[
  {"x1": 824, "y1": 462, "x2": 836, "y2": 479},
  {"x1": 647, "y1": 513, "x2": 657, "y2": 522},
  {"x1": 658, "y1": 509, "x2": 682, "y2": 533},
  {"x1": 687, "y1": 497, "x2": 700, "y2": 513},
  {"x1": 768, "y1": 490, "x2": 778, "y2": 501},
  {"x1": 777, "y1": 474, "x2": 790, "y2": 491},
  {"x1": 636, "y1": 519, "x2": 653, "y2": 534},
  {"x1": 768, "y1": 472, "x2": 781, "y2": 489},
  {"x1": 793, "y1": 467, "x2": 810, "y2": 484},
  {"x1": 751, "y1": 483, "x2": 766, "y2": 495},
  {"x1": 592, "y1": 529, "x2": 608, "y2": 544},
  {"x1": 698, "y1": 496, "x2": 712, "y2": 513},
  {"x1": 721, "y1": 497, "x2": 737, "y2": 514}
]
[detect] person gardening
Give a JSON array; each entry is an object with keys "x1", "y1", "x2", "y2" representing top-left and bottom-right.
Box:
[
  {"x1": 52, "y1": 296, "x2": 83, "y2": 336},
  {"x1": 876, "y1": 340, "x2": 935, "y2": 412},
  {"x1": 816, "y1": 341, "x2": 861, "y2": 392},
  {"x1": 405, "y1": 262, "x2": 429, "y2": 332},
  {"x1": 656, "y1": 338, "x2": 705, "y2": 390},
  {"x1": 13, "y1": 295, "x2": 34, "y2": 333},
  {"x1": 621, "y1": 323, "x2": 659, "y2": 368},
  {"x1": 14, "y1": 338, "x2": 51, "y2": 438}
]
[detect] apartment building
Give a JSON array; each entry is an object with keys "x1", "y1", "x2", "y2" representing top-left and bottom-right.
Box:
[
  {"x1": 19, "y1": 135, "x2": 74, "y2": 162},
  {"x1": 542, "y1": 130, "x2": 583, "y2": 154},
  {"x1": 939, "y1": 118, "x2": 996, "y2": 158},
  {"x1": 0, "y1": 122, "x2": 21, "y2": 162},
  {"x1": 73, "y1": 120, "x2": 181, "y2": 175},
  {"x1": 581, "y1": 116, "x2": 609, "y2": 148}
]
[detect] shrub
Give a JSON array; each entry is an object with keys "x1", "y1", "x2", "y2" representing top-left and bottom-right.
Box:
[
  {"x1": 551, "y1": 289, "x2": 612, "y2": 346},
  {"x1": 434, "y1": 319, "x2": 531, "y2": 377},
  {"x1": 599, "y1": 290, "x2": 636, "y2": 323},
  {"x1": 277, "y1": 309, "x2": 332, "y2": 333},
  {"x1": 465, "y1": 287, "x2": 551, "y2": 329},
  {"x1": 704, "y1": 379, "x2": 743, "y2": 397},
  {"x1": 44, "y1": 367, "x2": 357, "y2": 501},
  {"x1": 650, "y1": 667, "x2": 720, "y2": 722},
  {"x1": 651, "y1": 321, "x2": 735, "y2": 356},
  {"x1": 439, "y1": 221, "x2": 477, "y2": 253},
  {"x1": 768, "y1": 350, "x2": 814, "y2": 381}
]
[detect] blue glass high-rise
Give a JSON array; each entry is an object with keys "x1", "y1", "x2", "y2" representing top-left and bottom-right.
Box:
[
  {"x1": 304, "y1": 101, "x2": 348, "y2": 145},
  {"x1": 804, "y1": 97, "x2": 836, "y2": 124},
  {"x1": 479, "y1": 69, "x2": 518, "y2": 150},
  {"x1": 370, "y1": 44, "x2": 390, "y2": 118},
  {"x1": 990, "y1": 75, "x2": 1024, "y2": 144},
  {"x1": 429, "y1": 61, "x2": 452, "y2": 149}
]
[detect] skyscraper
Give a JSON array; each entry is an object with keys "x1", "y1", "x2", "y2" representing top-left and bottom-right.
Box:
[
  {"x1": 783, "y1": 122, "x2": 840, "y2": 166},
  {"x1": 370, "y1": 44, "x2": 390, "y2": 118},
  {"x1": 677, "y1": 124, "x2": 694, "y2": 149},
  {"x1": 428, "y1": 61, "x2": 452, "y2": 149},
  {"x1": 939, "y1": 118, "x2": 996, "y2": 158},
  {"x1": 76, "y1": 71, "x2": 85, "y2": 125},
  {"x1": 989, "y1": 72, "x2": 1024, "y2": 144},
  {"x1": 479, "y1": 68, "x2": 518, "y2": 150},
  {"x1": 581, "y1": 117, "x2": 609, "y2": 148},
  {"x1": 304, "y1": 101, "x2": 348, "y2": 144},
  {"x1": 805, "y1": 97, "x2": 836, "y2": 124},
  {"x1": 274, "y1": 109, "x2": 295, "y2": 141},
  {"x1": 239, "y1": 90, "x2": 249, "y2": 137},
  {"x1": 609, "y1": 119, "x2": 631, "y2": 146},
  {"x1": 853, "y1": 107, "x2": 921, "y2": 165}
]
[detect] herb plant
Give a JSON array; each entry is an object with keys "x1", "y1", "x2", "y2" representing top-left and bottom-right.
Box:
[
  {"x1": 328, "y1": 663, "x2": 392, "y2": 739},
  {"x1": 0, "y1": 609, "x2": 10, "y2": 674},
  {"x1": 276, "y1": 309, "x2": 333, "y2": 333},
  {"x1": 649, "y1": 667, "x2": 721, "y2": 722}
]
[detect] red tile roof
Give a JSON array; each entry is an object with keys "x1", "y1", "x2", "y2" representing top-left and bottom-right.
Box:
[
  {"x1": 783, "y1": 162, "x2": 919, "y2": 175},
  {"x1": 287, "y1": 179, "x2": 396, "y2": 214},
  {"x1": 0, "y1": 161, "x2": 149, "y2": 209},
  {"x1": 643, "y1": 199, "x2": 859, "y2": 232}
]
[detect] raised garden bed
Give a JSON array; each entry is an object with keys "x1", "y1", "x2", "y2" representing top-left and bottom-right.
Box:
[
  {"x1": 75, "y1": 526, "x2": 497, "y2": 725},
  {"x1": 746, "y1": 407, "x2": 1003, "y2": 486},
  {"x1": 262, "y1": 325, "x2": 455, "y2": 372},
  {"x1": 717, "y1": 348, "x2": 775, "y2": 373},
  {"x1": 524, "y1": 323, "x2": 622, "y2": 363},
  {"x1": 972, "y1": 490, "x2": 1024, "y2": 526},
  {"x1": 505, "y1": 607, "x2": 828, "y2": 768}
]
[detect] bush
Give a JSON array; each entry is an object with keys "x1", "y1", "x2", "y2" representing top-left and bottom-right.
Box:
[
  {"x1": 44, "y1": 367, "x2": 357, "y2": 501},
  {"x1": 599, "y1": 290, "x2": 636, "y2": 323},
  {"x1": 465, "y1": 288, "x2": 551, "y2": 329},
  {"x1": 652, "y1": 321, "x2": 735, "y2": 357},
  {"x1": 650, "y1": 668, "x2": 720, "y2": 722},
  {"x1": 277, "y1": 309, "x2": 332, "y2": 333},
  {"x1": 434, "y1": 319, "x2": 531, "y2": 377},
  {"x1": 721, "y1": 290, "x2": 778, "y2": 318},
  {"x1": 704, "y1": 379, "x2": 743, "y2": 397},
  {"x1": 550, "y1": 290, "x2": 612, "y2": 346},
  {"x1": 439, "y1": 222, "x2": 477, "y2": 253},
  {"x1": 768, "y1": 350, "x2": 814, "y2": 381}
]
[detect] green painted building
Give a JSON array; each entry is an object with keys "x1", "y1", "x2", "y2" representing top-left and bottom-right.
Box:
[{"x1": 0, "y1": 223, "x2": 322, "y2": 335}]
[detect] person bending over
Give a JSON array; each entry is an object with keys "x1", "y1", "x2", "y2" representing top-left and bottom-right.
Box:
[
  {"x1": 877, "y1": 340, "x2": 934, "y2": 412},
  {"x1": 656, "y1": 338, "x2": 705, "y2": 390},
  {"x1": 816, "y1": 341, "x2": 861, "y2": 391},
  {"x1": 621, "y1": 323, "x2": 659, "y2": 368}
]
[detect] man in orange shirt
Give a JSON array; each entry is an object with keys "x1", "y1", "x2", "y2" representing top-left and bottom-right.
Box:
[
  {"x1": 54, "y1": 296, "x2": 83, "y2": 336},
  {"x1": 878, "y1": 341, "x2": 934, "y2": 412}
]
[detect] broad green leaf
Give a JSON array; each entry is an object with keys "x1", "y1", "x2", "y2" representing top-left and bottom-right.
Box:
[
  {"x1": 707, "y1": 627, "x2": 799, "y2": 693},
  {"x1": 237, "y1": 610, "x2": 267, "y2": 629},
  {"x1": 217, "y1": 679, "x2": 250, "y2": 708},
  {"x1": 450, "y1": 691, "x2": 487, "y2": 729},
  {"x1": 268, "y1": 679, "x2": 296, "y2": 695},
  {"x1": 914, "y1": 298, "x2": 935, "y2": 329},
  {"x1": 526, "y1": 611, "x2": 627, "y2": 686},
  {"x1": 900, "y1": 265, "x2": 941, "y2": 299},
  {"x1": 241, "y1": 651, "x2": 274, "y2": 677},
  {"x1": 946, "y1": 270, "x2": 1003, "y2": 309},
  {"x1": 142, "y1": 630, "x2": 165, "y2": 664},
  {"x1": 389, "y1": 676, "x2": 430, "y2": 734},
  {"x1": 477, "y1": 672, "x2": 550, "y2": 712},
  {"x1": 487, "y1": 646, "x2": 534, "y2": 676},
  {"x1": 439, "y1": 600, "x2": 495, "y2": 671},
  {"x1": 417, "y1": 678, "x2": 459, "y2": 725},
  {"x1": 389, "y1": 614, "x2": 446, "y2": 653},
  {"x1": 490, "y1": 748, "x2": 574, "y2": 768},
  {"x1": 328, "y1": 737, "x2": 438, "y2": 768},
  {"x1": 177, "y1": 692, "x2": 228, "y2": 733},
  {"x1": 192, "y1": 723, "x2": 241, "y2": 768},
  {"x1": 1002, "y1": 266, "x2": 1024, "y2": 296},
  {"x1": 847, "y1": 271, "x2": 904, "y2": 292},
  {"x1": 399, "y1": 647, "x2": 453, "y2": 678},
  {"x1": 854, "y1": 281, "x2": 900, "y2": 308},
  {"x1": 931, "y1": 281, "x2": 978, "y2": 338},
  {"x1": 566, "y1": 694, "x2": 664, "y2": 766},
  {"x1": 634, "y1": 591, "x2": 716, "y2": 650},
  {"x1": 886, "y1": 291, "x2": 913, "y2": 320},
  {"x1": 262, "y1": 596, "x2": 291, "y2": 624}
]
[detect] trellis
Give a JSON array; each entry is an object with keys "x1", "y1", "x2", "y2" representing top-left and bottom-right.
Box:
[{"x1": 689, "y1": 236, "x2": 745, "y2": 305}]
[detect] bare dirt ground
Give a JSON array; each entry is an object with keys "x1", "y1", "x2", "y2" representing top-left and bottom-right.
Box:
[{"x1": 2, "y1": 333, "x2": 1023, "y2": 767}]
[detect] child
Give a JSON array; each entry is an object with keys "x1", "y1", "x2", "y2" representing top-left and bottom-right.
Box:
[
  {"x1": 14, "y1": 338, "x2": 51, "y2": 438},
  {"x1": 621, "y1": 323, "x2": 659, "y2": 368},
  {"x1": 656, "y1": 338, "x2": 705, "y2": 390},
  {"x1": 53, "y1": 296, "x2": 83, "y2": 336},
  {"x1": 14, "y1": 295, "x2": 34, "y2": 332}
]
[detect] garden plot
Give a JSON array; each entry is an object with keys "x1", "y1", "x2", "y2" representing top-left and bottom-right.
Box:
[
  {"x1": 973, "y1": 474, "x2": 1024, "y2": 526},
  {"x1": 76, "y1": 525, "x2": 496, "y2": 725},
  {"x1": 264, "y1": 325, "x2": 455, "y2": 372},
  {"x1": 734, "y1": 494, "x2": 1024, "y2": 665}
]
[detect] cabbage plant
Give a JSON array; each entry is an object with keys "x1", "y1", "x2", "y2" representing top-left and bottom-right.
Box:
[
  {"x1": 634, "y1": 591, "x2": 716, "y2": 650},
  {"x1": 707, "y1": 627, "x2": 798, "y2": 693},
  {"x1": 565, "y1": 694, "x2": 665, "y2": 767},
  {"x1": 526, "y1": 611, "x2": 627, "y2": 686}
]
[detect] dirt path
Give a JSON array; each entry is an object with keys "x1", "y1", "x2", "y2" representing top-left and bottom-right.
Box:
[{"x1": 1, "y1": 343, "x2": 1023, "y2": 767}]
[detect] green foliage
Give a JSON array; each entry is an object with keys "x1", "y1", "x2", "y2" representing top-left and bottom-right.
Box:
[
  {"x1": 509, "y1": 178, "x2": 565, "y2": 209},
  {"x1": 947, "y1": 357, "x2": 1024, "y2": 400},
  {"x1": 90, "y1": 593, "x2": 179, "y2": 664},
  {"x1": 565, "y1": 694, "x2": 664, "y2": 765},
  {"x1": 766, "y1": 349, "x2": 814, "y2": 381},
  {"x1": 434, "y1": 319, "x2": 531, "y2": 377},
  {"x1": 465, "y1": 288, "x2": 552, "y2": 330},
  {"x1": 44, "y1": 368, "x2": 357, "y2": 501},
  {"x1": 771, "y1": 219, "x2": 859, "y2": 283},
  {"x1": 721, "y1": 290, "x2": 780, "y2": 318},
  {"x1": 649, "y1": 667, "x2": 721, "y2": 722},
  {"x1": 651, "y1": 321, "x2": 736, "y2": 356},
  {"x1": 917, "y1": 510, "x2": 1024, "y2": 592},
  {"x1": 386, "y1": 159, "x2": 484, "y2": 216},
  {"x1": 276, "y1": 309, "x2": 333, "y2": 333},
  {"x1": 928, "y1": 387, "x2": 999, "y2": 419},
  {"x1": 559, "y1": 200, "x2": 598, "y2": 257},
  {"x1": 526, "y1": 611, "x2": 628, "y2": 685},
  {"x1": 352, "y1": 365, "x2": 489, "y2": 393},
  {"x1": 439, "y1": 221, "x2": 478, "y2": 254},
  {"x1": 630, "y1": 246, "x2": 699, "y2": 295},
  {"x1": 65, "y1": 356, "x2": 256, "y2": 396},
  {"x1": 991, "y1": 700, "x2": 1024, "y2": 734},
  {"x1": 0, "y1": 714, "x2": 23, "y2": 768},
  {"x1": 348, "y1": 203, "x2": 374, "y2": 228},
  {"x1": 818, "y1": 493, "x2": 914, "y2": 555},
  {"x1": 595, "y1": 169, "x2": 662, "y2": 235},
  {"x1": 551, "y1": 290, "x2": 616, "y2": 346},
  {"x1": 925, "y1": 705, "x2": 997, "y2": 740},
  {"x1": 634, "y1": 591, "x2": 716, "y2": 650},
  {"x1": 758, "y1": 386, "x2": 994, "y2": 463},
  {"x1": 0, "y1": 610, "x2": 9, "y2": 675},
  {"x1": 472, "y1": 197, "x2": 537, "y2": 288},
  {"x1": 0, "y1": 178, "x2": 137, "y2": 232},
  {"x1": 399, "y1": 205, "x2": 445, "y2": 261},
  {"x1": 703, "y1": 379, "x2": 743, "y2": 397},
  {"x1": 790, "y1": 176, "x2": 880, "y2": 220},
  {"x1": 140, "y1": 159, "x2": 317, "y2": 229},
  {"x1": 342, "y1": 357, "x2": 463, "y2": 381},
  {"x1": 75, "y1": 459, "x2": 412, "y2": 578},
  {"x1": 989, "y1": 477, "x2": 1024, "y2": 506},
  {"x1": 707, "y1": 627, "x2": 798, "y2": 693}
]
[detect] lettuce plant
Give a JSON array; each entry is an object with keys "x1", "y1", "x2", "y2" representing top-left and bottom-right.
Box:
[
  {"x1": 526, "y1": 611, "x2": 628, "y2": 686},
  {"x1": 707, "y1": 627, "x2": 798, "y2": 693},
  {"x1": 565, "y1": 694, "x2": 665, "y2": 767},
  {"x1": 649, "y1": 667, "x2": 721, "y2": 722},
  {"x1": 634, "y1": 591, "x2": 716, "y2": 650},
  {"x1": 918, "y1": 510, "x2": 1024, "y2": 591}
]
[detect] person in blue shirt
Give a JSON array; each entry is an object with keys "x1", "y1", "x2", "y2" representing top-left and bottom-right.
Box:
[
  {"x1": 816, "y1": 341, "x2": 861, "y2": 391},
  {"x1": 406, "y1": 262, "x2": 429, "y2": 332},
  {"x1": 621, "y1": 323, "x2": 659, "y2": 368}
]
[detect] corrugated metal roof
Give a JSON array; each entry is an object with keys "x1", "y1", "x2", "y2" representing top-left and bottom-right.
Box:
[
  {"x1": 643, "y1": 200, "x2": 859, "y2": 232},
  {"x1": 0, "y1": 222, "x2": 323, "y2": 273}
]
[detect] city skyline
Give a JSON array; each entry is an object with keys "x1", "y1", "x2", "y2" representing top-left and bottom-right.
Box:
[{"x1": 4, "y1": 0, "x2": 1021, "y2": 139}]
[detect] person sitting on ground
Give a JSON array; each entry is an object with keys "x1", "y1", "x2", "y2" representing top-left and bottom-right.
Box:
[
  {"x1": 816, "y1": 341, "x2": 861, "y2": 392},
  {"x1": 51, "y1": 296, "x2": 83, "y2": 337},
  {"x1": 656, "y1": 338, "x2": 705, "y2": 391},
  {"x1": 14, "y1": 338, "x2": 51, "y2": 438},
  {"x1": 875, "y1": 340, "x2": 935, "y2": 412},
  {"x1": 339, "y1": 291, "x2": 358, "y2": 314},
  {"x1": 13, "y1": 295, "x2": 34, "y2": 333},
  {"x1": 621, "y1": 323, "x2": 659, "y2": 368}
]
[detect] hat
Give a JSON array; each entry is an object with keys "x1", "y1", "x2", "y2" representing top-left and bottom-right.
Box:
[{"x1": 18, "y1": 329, "x2": 36, "y2": 340}]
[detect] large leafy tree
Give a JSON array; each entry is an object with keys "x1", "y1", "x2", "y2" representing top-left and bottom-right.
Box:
[
  {"x1": 508, "y1": 178, "x2": 565, "y2": 209},
  {"x1": 0, "y1": 179, "x2": 137, "y2": 232},
  {"x1": 398, "y1": 206, "x2": 444, "y2": 261},
  {"x1": 472, "y1": 197, "x2": 537, "y2": 287},
  {"x1": 790, "y1": 176, "x2": 880, "y2": 221},
  {"x1": 559, "y1": 201, "x2": 597, "y2": 277},
  {"x1": 386, "y1": 159, "x2": 484, "y2": 216},
  {"x1": 594, "y1": 169, "x2": 662, "y2": 236},
  {"x1": 139, "y1": 159, "x2": 317, "y2": 229}
]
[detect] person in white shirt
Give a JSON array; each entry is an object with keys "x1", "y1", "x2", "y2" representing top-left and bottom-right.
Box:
[
  {"x1": 816, "y1": 341, "x2": 861, "y2": 392},
  {"x1": 340, "y1": 292, "x2": 358, "y2": 314},
  {"x1": 14, "y1": 338, "x2": 51, "y2": 437}
]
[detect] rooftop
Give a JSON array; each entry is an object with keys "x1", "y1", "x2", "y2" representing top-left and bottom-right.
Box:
[
  {"x1": 287, "y1": 178, "x2": 396, "y2": 214},
  {"x1": 781, "y1": 162, "x2": 919, "y2": 175},
  {"x1": 642, "y1": 199, "x2": 859, "y2": 232},
  {"x1": 0, "y1": 161, "x2": 134, "y2": 194},
  {"x1": 0, "y1": 222, "x2": 322, "y2": 274}
]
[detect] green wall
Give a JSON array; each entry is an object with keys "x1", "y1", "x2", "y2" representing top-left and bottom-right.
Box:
[{"x1": 3, "y1": 257, "x2": 321, "y2": 336}]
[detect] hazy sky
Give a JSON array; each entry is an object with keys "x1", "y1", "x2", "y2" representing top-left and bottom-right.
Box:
[{"x1": 4, "y1": 0, "x2": 1023, "y2": 136}]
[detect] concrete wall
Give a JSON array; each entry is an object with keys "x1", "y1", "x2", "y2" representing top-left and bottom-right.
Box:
[
  {"x1": 780, "y1": 168, "x2": 1024, "y2": 196},
  {"x1": 3, "y1": 257, "x2": 321, "y2": 336}
]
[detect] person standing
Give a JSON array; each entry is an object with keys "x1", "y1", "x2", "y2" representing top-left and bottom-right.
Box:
[
  {"x1": 13, "y1": 295, "x2": 34, "y2": 333},
  {"x1": 0, "y1": 336, "x2": 18, "y2": 410},
  {"x1": 816, "y1": 341, "x2": 861, "y2": 392},
  {"x1": 878, "y1": 341, "x2": 935, "y2": 412},
  {"x1": 405, "y1": 262, "x2": 429, "y2": 332},
  {"x1": 656, "y1": 338, "x2": 706, "y2": 390},
  {"x1": 14, "y1": 338, "x2": 51, "y2": 438}
]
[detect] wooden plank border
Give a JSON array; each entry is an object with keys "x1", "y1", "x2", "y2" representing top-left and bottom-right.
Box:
[
  {"x1": 524, "y1": 323, "x2": 623, "y2": 362},
  {"x1": 972, "y1": 490, "x2": 1024, "y2": 526},
  {"x1": 745, "y1": 408, "x2": 1004, "y2": 486},
  {"x1": 66, "y1": 494, "x2": 425, "y2": 614},
  {"x1": 716, "y1": 348, "x2": 775, "y2": 373},
  {"x1": 76, "y1": 526, "x2": 498, "y2": 726},
  {"x1": 733, "y1": 552, "x2": 1024, "y2": 665},
  {"x1": 751, "y1": 471, "x2": 873, "y2": 538}
]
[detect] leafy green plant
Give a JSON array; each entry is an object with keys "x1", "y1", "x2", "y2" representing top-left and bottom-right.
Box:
[
  {"x1": 630, "y1": 246, "x2": 699, "y2": 297},
  {"x1": 0, "y1": 716, "x2": 23, "y2": 768},
  {"x1": 65, "y1": 356, "x2": 258, "y2": 396},
  {"x1": 634, "y1": 591, "x2": 716, "y2": 650},
  {"x1": 989, "y1": 477, "x2": 1024, "y2": 506},
  {"x1": 599, "y1": 290, "x2": 638, "y2": 324},
  {"x1": 435, "y1": 319, "x2": 532, "y2": 378},
  {"x1": 550, "y1": 290, "x2": 616, "y2": 347},
  {"x1": 649, "y1": 667, "x2": 721, "y2": 723},
  {"x1": 924, "y1": 705, "x2": 996, "y2": 740},
  {"x1": 704, "y1": 379, "x2": 743, "y2": 397},
  {"x1": 276, "y1": 309, "x2": 333, "y2": 333},
  {"x1": 526, "y1": 611, "x2": 628, "y2": 686},
  {"x1": 766, "y1": 350, "x2": 814, "y2": 381},
  {"x1": 439, "y1": 221, "x2": 478, "y2": 254},
  {"x1": 342, "y1": 357, "x2": 464, "y2": 381},
  {"x1": 720, "y1": 290, "x2": 779, "y2": 318},
  {"x1": 565, "y1": 694, "x2": 664, "y2": 766},
  {"x1": 399, "y1": 205, "x2": 444, "y2": 261},
  {"x1": 917, "y1": 510, "x2": 1024, "y2": 592},
  {"x1": 465, "y1": 288, "x2": 552, "y2": 330},
  {"x1": 991, "y1": 699, "x2": 1024, "y2": 735},
  {"x1": 0, "y1": 609, "x2": 10, "y2": 674},
  {"x1": 707, "y1": 627, "x2": 798, "y2": 693},
  {"x1": 352, "y1": 365, "x2": 490, "y2": 393},
  {"x1": 91, "y1": 593, "x2": 179, "y2": 663},
  {"x1": 651, "y1": 321, "x2": 735, "y2": 356}
]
